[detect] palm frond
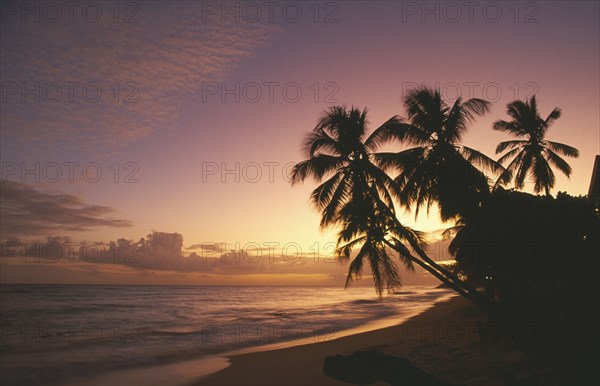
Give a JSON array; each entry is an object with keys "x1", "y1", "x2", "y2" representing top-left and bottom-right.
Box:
[
  {"x1": 320, "y1": 175, "x2": 351, "y2": 228},
  {"x1": 290, "y1": 155, "x2": 345, "y2": 185},
  {"x1": 387, "y1": 237, "x2": 416, "y2": 271},
  {"x1": 310, "y1": 172, "x2": 344, "y2": 210},
  {"x1": 497, "y1": 147, "x2": 521, "y2": 165},
  {"x1": 546, "y1": 141, "x2": 579, "y2": 158},
  {"x1": 364, "y1": 116, "x2": 406, "y2": 151},
  {"x1": 376, "y1": 247, "x2": 401, "y2": 292},
  {"x1": 461, "y1": 98, "x2": 492, "y2": 117},
  {"x1": 337, "y1": 235, "x2": 367, "y2": 259},
  {"x1": 495, "y1": 140, "x2": 527, "y2": 154},
  {"x1": 303, "y1": 129, "x2": 340, "y2": 157},
  {"x1": 404, "y1": 86, "x2": 445, "y2": 137},
  {"x1": 515, "y1": 149, "x2": 534, "y2": 190},
  {"x1": 344, "y1": 242, "x2": 367, "y2": 288},
  {"x1": 445, "y1": 98, "x2": 491, "y2": 142},
  {"x1": 545, "y1": 148, "x2": 572, "y2": 177},
  {"x1": 492, "y1": 120, "x2": 526, "y2": 136},
  {"x1": 541, "y1": 107, "x2": 561, "y2": 133},
  {"x1": 388, "y1": 220, "x2": 427, "y2": 253},
  {"x1": 532, "y1": 156, "x2": 555, "y2": 194},
  {"x1": 363, "y1": 162, "x2": 402, "y2": 208},
  {"x1": 366, "y1": 243, "x2": 384, "y2": 296},
  {"x1": 494, "y1": 149, "x2": 524, "y2": 188},
  {"x1": 372, "y1": 147, "x2": 426, "y2": 172},
  {"x1": 461, "y1": 146, "x2": 504, "y2": 174}
]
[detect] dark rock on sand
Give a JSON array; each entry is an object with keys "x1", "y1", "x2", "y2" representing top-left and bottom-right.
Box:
[{"x1": 323, "y1": 349, "x2": 453, "y2": 386}]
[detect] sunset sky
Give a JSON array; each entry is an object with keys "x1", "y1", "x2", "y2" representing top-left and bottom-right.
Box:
[{"x1": 1, "y1": 1, "x2": 598, "y2": 286}]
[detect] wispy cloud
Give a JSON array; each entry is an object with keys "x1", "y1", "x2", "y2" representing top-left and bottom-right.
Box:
[
  {"x1": 1, "y1": 2, "x2": 277, "y2": 152},
  {"x1": 0, "y1": 181, "x2": 132, "y2": 237}
]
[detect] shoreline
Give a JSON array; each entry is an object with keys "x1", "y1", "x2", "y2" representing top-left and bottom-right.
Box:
[
  {"x1": 71, "y1": 290, "x2": 455, "y2": 386},
  {"x1": 191, "y1": 296, "x2": 556, "y2": 386}
]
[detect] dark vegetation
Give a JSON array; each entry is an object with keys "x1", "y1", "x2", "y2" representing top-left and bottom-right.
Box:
[{"x1": 292, "y1": 86, "x2": 599, "y2": 384}]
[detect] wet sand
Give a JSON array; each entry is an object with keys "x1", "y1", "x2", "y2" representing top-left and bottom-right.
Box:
[{"x1": 191, "y1": 296, "x2": 556, "y2": 385}]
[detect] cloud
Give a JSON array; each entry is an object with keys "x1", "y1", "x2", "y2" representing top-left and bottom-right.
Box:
[
  {"x1": 0, "y1": 181, "x2": 132, "y2": 237},
  {"x1": 0, "y1": 2, "x2": 278, "y2": 152},
  {"x1": 187, "y1": 243, "x2": 221, "y2": 251},
  {"x1": 0, "y1": 231, "x2": 441, "y2": 287},
  {"x1": 1, "y1": 231, "x2": 345, "y2": 275}
]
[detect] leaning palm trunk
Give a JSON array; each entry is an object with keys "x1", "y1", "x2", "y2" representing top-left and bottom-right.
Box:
[
  {"x1": 345, "y1": 186, "x2": 490, "y2": 308},
  {"x1": 373, "y1": 199, "x2": 489, "y2": 307},
  {"x1": 381, "y1": 239, "x2": 487, "y2": 307},
  {"x1": 413, "y1": 245, "x2": 486, "y2": 304}
]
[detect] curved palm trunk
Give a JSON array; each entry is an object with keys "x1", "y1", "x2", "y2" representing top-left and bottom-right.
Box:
[
  {"x1": 378, "y1": 203, "x2": 488, "y2": 306},
  {"x1": 412, "y1": 246, "x2": 487, "y2": 304},
  {"x1": 382, "y1": 239, "x2": 489, "y2": 309}
]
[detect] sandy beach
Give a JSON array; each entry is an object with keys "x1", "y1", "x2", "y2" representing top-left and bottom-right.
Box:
[{"x1": 192, "y1": 296, "x2": 556, "y2": 386}]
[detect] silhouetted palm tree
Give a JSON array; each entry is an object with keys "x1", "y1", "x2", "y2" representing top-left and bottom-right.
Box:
[
  {"x1": 375, "y1": 86, "x2": 503, "y2": 221},
  {"x1": 335, "y1": 184, "x2": 413, "y2": 295},
  {"x1": 290, "y1": 106, "x2": 406, "y2": 229},
  {"x1": 290, "y1": 106, "x2": 417, "y2": 295},
  {"x1": 335, "y1": 182, "x2": 487, "y2": 303},
  {"x1": 291, "y1": 106, "x2": 489, "y2": 305},
  {"x1": 493, "y1": 96, "x2": 579, "y2": 195}
]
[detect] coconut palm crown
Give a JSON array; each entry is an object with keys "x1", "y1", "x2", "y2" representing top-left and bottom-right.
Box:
[{"x1": 493, "y1": 95, "x2": 579, "y2": 195}]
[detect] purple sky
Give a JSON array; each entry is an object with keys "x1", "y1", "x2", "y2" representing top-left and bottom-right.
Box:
[{"x1": 1, "y1": 1, "x2": 598, "y2": 286}]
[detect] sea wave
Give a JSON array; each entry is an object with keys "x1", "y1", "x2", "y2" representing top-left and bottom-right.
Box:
[{"x1": 0, "y1": 285, "x2": 452, "y2": 385}]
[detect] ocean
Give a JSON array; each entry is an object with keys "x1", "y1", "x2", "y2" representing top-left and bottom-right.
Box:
[{"x1": 0, "y1": 285, "x2": 453, "y2": 385}]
